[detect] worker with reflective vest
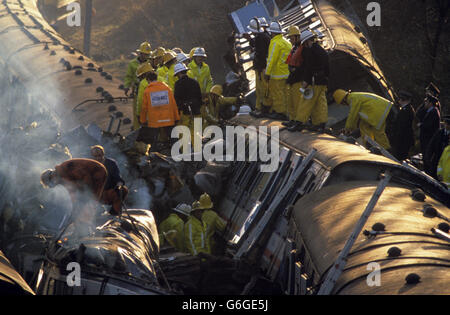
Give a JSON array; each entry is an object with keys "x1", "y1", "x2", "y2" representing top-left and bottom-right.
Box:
[
  {"x1": 333, "y1": 89, "x2": 393, "y2": 149},
  {"x1": 124, "y1": 41, "x2": 152, "y2": 130},
  {"x1": 188, "y1": 47, "x2": 214, "y2": 96},
  {"x1": 203, "y1": 85, "x2": 241, "y2": 127},
  {"x1": 437, "y1": 145, "x2": 450, "y2": 187},
  {"x1": 151, "y1": 47, "x2": 166, "y2": 69},
  {"x1": 139, "y1": 67, "x2": 180, "y2": 148},
  {"x1": 134, "y1": 62, "x2": 154, "y2": 130},
  {"x1": 198, "y1": 193, "x2": 226, "y2": 255},
  {"x1": 159, "y1": 203, "x2": 191, "y2": 252},
  {"x1": 264, "y1": 22, "x2": 292, "y2": 120},
  {"x1": 157, "y1": 50, "x2": 178, "y2": 90},
  {"x1": 185, "y1": 201, "x2": 210, "y2": 256}
]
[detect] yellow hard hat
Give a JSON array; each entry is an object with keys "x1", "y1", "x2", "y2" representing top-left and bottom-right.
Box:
[
  {"x1": 154, "y1": 47, "x2": 166, "y2": 58},
  {"x1": 163, "y1": 50, "x2": 177, "y2": 64},
  {"x1": 192, "y1": 201, "x2": 202, "y2": 211},
  {"x1": 136, "y1": 62, "x2": 154, "y2": 77},
  {"x1": 333, "y1": 89, "x2": 350, "y2": 105},
  {"x1": 136, "y1": 41, "x2": 152, "y2": 54},
  {"x1": 287, "y1": 25, "x2": 300, "y2": 37},
  {"x1": 198, "y1": 193, "x2": 213, "y2": 210},
  {"x1": 189, "y1": 47, "x2": 199, "y2": 59},
  {"x1": 210, "y1": 85, "x2": 223, "y2": 96}
]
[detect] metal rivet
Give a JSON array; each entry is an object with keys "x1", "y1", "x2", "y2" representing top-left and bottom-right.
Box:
[{"x1": 405, "y1": 273, "x2": 420, "y2": 285}]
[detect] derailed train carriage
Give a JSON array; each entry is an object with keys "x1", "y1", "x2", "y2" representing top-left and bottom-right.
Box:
[{"x1": 0, "y1": 0, "x2": 448, "y2": 295}]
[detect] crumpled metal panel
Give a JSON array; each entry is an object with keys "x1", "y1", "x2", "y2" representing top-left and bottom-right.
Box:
[{"x1": 0, "y1": 250, "x2": 35, "y2": 295}]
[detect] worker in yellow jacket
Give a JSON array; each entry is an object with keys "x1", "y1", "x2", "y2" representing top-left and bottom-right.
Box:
[
  {"x1": 437, "y1": 145, "x2": 450, "y2": 187},
  {"x1": 264, "y1": 22, "x2": 292, "y2": 120},
  {"x1": 135, "y1": 62, "x2": 154, "y2": 130},
  {"x1": 188, "y1": 47, "x2": 214, "y2": 97},
  {"x1": 157, "y1": 50, "x2": 178, "y2": 90},
  {"x1": 158, "y1": 203, "x2": 191, "y2": 252},
  {"x1": 333, "y1": 90, "x2": 393, "y2": 149},
  {"x1": 197, "y1": 193, "x2": 226, "y2": 255},
  {"x1": 203, "y1": 85, "x2": 242, "y2": 128},
  {"x1": 184, "y1": 201, "x2": 210, "y2": 256}
]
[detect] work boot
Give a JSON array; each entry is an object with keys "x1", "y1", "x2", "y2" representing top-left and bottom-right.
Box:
[{"x1": 288, "y1": 121, "x2": 305, "y2": 132}]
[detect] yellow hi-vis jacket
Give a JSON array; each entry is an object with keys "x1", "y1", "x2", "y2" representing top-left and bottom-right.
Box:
[
  {"x1": 157, "y1": 64, "x2": 177, "y2": 90},
  {"x1": 201, "y1": 209, "x2": 226, "y2": 242},
  {"x1": 136, "y1": 78, "x2": 149, "y2": 119},
  {"x1": 184, "y1": 216, "x2": 210, "y2": 256},
  {"x1": 265, "y1": 34, "x2": 292, "y2": 80},
  {"x1": 158, "y1": 213, "x2": 185, "y2": 252},
  {"x1": 124, "y1": 58, "x2": 140, "y2": 89},
  {"x1": 437, "y1": 145, "x2": 450, "y2": 186},
  {"x1": 345, "y1": 92, "x2": 393, "y2": 131},
  {"x1": 203, "y1": 94, "x2": 237, "y2": 126},
  {"x1": 187, "y1": 60, "x2": 213, "y2": 95}
]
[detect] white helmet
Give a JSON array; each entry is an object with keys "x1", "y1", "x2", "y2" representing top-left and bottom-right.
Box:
[
  {"x1": 268, "y1": 21, "x2": 284, "y2": 34},
  {"x1": 192, "y1": 47, "x2": 207, "y2": 57},
  {"x1": 258, "y1": 17, "x2": 269, "y2": 28},
  {"x1": 174, "y1": 63, "x2": 189, "y2": 75},
  {"x1": 247, "y1": 17, "x2": 263, "y2": 33},
  {"x1": 176, "y1": 53, "x2": 189, "y2": 63},
  {"x1": 300, "y1": 29, "x2": 316, "y2": 44},
  {"x1": 173, "y1": 203, "x2": 192, "y2": 216}
]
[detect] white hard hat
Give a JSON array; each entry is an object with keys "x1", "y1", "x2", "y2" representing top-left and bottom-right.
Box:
[
  {"x1": 300, "y1": 29, "x2": 316, "y2": 44},
  {"x1": 176, "y1": 53, "x2": 189, "y2": 63},
  {"x1": 268, "y1": 21, "x2": 284, "y2": 34},
  {"x1": 193, "y1": 47, "x2": 207, "y2": 57},
  {"x1": 247, "y1": 18, "x2": 263, "y2": 33},
  {"x1": 258, "y1": 17, "x2": 269, "y2": 28},
  {"x1": 174, "y1": 63, "x2": 189, "y2": 75},
  {"x1": 173, "y1": 203, "x2": 192, "y2": 216}
]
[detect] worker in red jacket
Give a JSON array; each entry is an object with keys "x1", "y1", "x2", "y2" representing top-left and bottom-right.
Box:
[{"x1": 40, "y1": 159, "x2": 108, "y2": 219}]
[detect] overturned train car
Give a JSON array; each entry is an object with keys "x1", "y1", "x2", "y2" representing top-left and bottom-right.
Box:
[{"x1": 215, "y1": 0, "x2": 450, "y2": 295}]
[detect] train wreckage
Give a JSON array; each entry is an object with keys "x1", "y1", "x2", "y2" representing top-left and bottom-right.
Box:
[{"x1": 0, "y1": 0, "x2": 449, "y2": 295}]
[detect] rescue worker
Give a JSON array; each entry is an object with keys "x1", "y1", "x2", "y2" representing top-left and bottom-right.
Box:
[
  {"x1": 283, "y1": 25, "x2": 304, "y2": 127},
  {"x1": 139, "y1": 66, "x2": 180, "y2": 150},
  {"x1": 264, "y1": 22, "x2": 292, "y2": 120},
  {"x1": 185, "y1": 201, "x2": 210, "y2": 256},
  {"x1": 417, "y1": 95, "x2": 441, "y2": 174},
  {"x1": 387, "y1": 91, "x2": 416, "y2": 161},
  {"x1": 425, "y1": 116, "x2": 450, "y2": 179},
  {"x1": 177, "y1": 52, "x2": 190, "y2": 67},
  {"x1": 245, "y1": 17, "x2": 271, "y2": 118},
  {"x1": 198, "y1": 193, "x2": 226, "y2": 255},
  {"x1": 437, "y1": 144, "x2": 450, "y2": 188},
  {"x1": 425, "y1": 82, "x2": 441, "y2": 112},
  {"x1": 135, "y1": 62, "x2": 154, "y2": 129},
  {"x1": 288, "y1": 30, "x2": 329, "y2": 132},
  {"x1": 158, "y1": 50, "x2": 178, "y2": 90},
  {"x1": 188, "y1": 47, "x2": 214, "y2": 97},
  {"x1": 90, "y1": 145, "x2": 128, "y2": 216},
  {"x1": 159, "y1": 203, "x2": 191, "y2": 252},
  {"x1": 333, "y1": 89, "x2": 393, "y2": 149},
  {"x1": 151, "y1": 47, "x2": 166, "y2": 69},
  {"x1": 203, "y1": 85, "x2": 243, "y2": 128},
  {"x1": 174, "y1": 62, "x2": 203, "y2": 146},
  {"x1": 40, "y1": 159, "x2": 107, "y2": 227},
  {"x1": 124, "y1": 41, "x2": 152, "y2": 130}
]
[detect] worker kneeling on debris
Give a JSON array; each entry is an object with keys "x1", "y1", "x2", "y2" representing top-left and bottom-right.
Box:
[
  {"x1": 91, "y1": 145, "x2": 128, "y2": 216},
  {"x1": 333, "y1": 89, "x2": 393, "y2": 150},
  {"x1": 159, "y1": 203, "x2": 191, "y2": 252},
  {"x1": 203, "y1": 85, "x2": 243, "y2": 128},
  {"x1": 139, "y1": 66, "x2": 180, "y2": 150}
]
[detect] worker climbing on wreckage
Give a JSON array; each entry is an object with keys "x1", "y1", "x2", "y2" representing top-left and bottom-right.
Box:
[
  {"x1": 198, "y1": 193, "x2": 226, "y2": 256},
  {"x1": 40, "y1": 158, "x2": 108, "y2": 234},
  {"x1": 202, "y1": 84, "x2": 244, "y2": 128},
  {"x1": 333, "y1": 89, "x2": 393, "y2": 150},
  {"x1": 90, "y1": 145, "x2": 128, "y2": 216}
]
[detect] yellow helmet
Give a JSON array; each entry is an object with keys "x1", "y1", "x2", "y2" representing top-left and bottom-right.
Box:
[
  {"x1": 163, "y1": 50, "x2": 177, "y2": 64},
  {"x1": 189, "y1": 47, "x2": 199, "y2": 59},
  {"x1": 136, "y1": 62, "x2": 154, "y2": 77},
  {"x1": 287, "y1": 25, "x2": 300, "y2": 37},
  {"x1": 210, "y1": 85, "x2": 223, "y2": 96},
  {"x1": 192, "y1": 201, "x2": 202, "y2": 211},
  {"x1": 198, "y1": 193, "x2": 213, "y2": 210},
  {"x1": 333, "y1": 89, "x2": 350, "y2": 105},
  {"x1": 136, "y1": 41, "x2": 152, "y2": 54},
  {"x1": 154, "y1": 47, "x2": 166, "y2": 58}
]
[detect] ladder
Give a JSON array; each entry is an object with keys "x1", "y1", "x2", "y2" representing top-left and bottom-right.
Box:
[{"x1": 317, "y1": 171, "x2": 392, "y2": 295}]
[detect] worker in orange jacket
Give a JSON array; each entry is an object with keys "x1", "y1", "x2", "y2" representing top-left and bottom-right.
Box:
[
  {"x1": 40, "y1": 159, "x2": 108, "y2": 225},
  {"x1": 139, "y1": 67, "x2": 180, "y2": 150}
]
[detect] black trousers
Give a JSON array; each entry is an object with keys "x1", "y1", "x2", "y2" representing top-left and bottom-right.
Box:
[{"x1": 137, "y1": 126, "x2": 175, "y2": 147}]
